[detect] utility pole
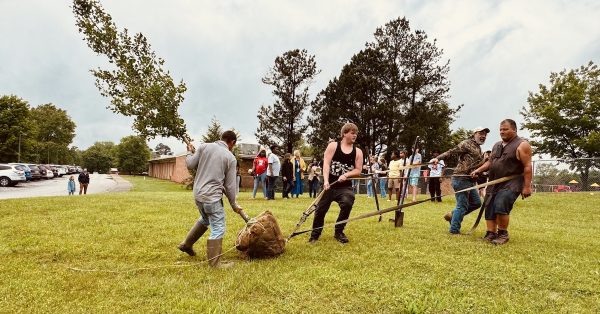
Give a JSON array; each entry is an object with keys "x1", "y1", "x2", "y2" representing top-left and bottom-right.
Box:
[{"x1": 18, "y1": 132, "x2": 22, "y2": 163}]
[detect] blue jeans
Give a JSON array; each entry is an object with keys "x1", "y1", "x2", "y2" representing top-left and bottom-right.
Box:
[
  {"x1": 253, "y1": 172, "x2": 267, "y2": 198},
  {"x1": 367, "y1": 179, "x2": 374, "y2": 197},
  {"x1": 196, "y1": 200, "x2": 226, "y2": 239},
  {"x1": 450, "y1": 177, "x2": 481, "y2": 233},
  {"x1": 379, "y1": 178, "x2": 387, "y2": 198}
]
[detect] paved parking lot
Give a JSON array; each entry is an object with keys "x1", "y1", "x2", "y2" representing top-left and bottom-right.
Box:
[{"x1": 0, "y1": 173, "x2": 131, "y2": 200}]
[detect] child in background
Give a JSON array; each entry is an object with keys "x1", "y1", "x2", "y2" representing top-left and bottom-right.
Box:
[{"x1": 67, "y1": 176, "x2": 76, "y2": 195}]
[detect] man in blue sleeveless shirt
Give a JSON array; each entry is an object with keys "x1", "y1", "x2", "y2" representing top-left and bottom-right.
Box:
[
  {"x1": 309, "y1": 123, "x2": 364, "y2": 244},
  {"x1": 472, "y1": 119, "x2": 532, "y2": 245}
]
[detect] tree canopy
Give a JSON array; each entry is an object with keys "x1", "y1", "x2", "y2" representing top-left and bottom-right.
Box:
[
  {"x1": 256, "y1": 49, "x2": 320, "y2": 153},
  {"x1": 73, "y1": 0, "x2": 190, "y2": 143},
  {"x1": 202, "y1": 116, "x2": 224, "y2": 143},
  {"x1": 309, "y1": 17, "x2": 458, "y2": 159},
  {"x1": 117, "y1": 135, "x2": 151, "y2": 174},
  {"x1": 153, "y1": 143, "x2": 172, "y2": 157},
  {"x1": 82, "y1": 141, "x2": 116, "y2": 173},
  {"x1": 0, "y1": 95, "x2": 32, "y2": 163},
  {"x1": 522, "y1": 61, "x2": 600, "y2": 188}
]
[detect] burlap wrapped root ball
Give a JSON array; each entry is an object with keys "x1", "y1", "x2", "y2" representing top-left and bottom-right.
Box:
[{"x1": 236, "y1": 211, "x2": 286, "y2": 258}]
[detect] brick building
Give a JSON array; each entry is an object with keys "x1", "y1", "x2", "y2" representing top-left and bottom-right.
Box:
[{"x1": 148, "y1": 153, "x2": 190, "y2": 183}]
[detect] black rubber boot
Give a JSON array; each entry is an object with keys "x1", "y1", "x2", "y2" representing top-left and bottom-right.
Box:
[
  {"x1": 178, "y1": 221, "x2": 208, "y2": 256},
  {"x1": 207, "y1": 239, "x2": 233, "y2": 268}
]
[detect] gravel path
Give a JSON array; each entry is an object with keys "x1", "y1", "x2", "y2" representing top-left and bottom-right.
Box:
[{"x1": 0, "y1": 173, "x2": 132, "y2": 200}]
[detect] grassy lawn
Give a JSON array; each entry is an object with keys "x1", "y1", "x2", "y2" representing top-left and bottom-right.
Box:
[{"x1": 1, "y1": 176, "x2": 598, "y2": 313}]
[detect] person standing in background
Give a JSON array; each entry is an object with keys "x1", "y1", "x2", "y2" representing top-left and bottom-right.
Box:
[
  {"x1": 267, "y1": 145, "x2": 281, "y2": 200},
  {"x1": 281, "y1": 153, "x2": 293, "y2": 199},
  {"x1": 428, "y1": 151, "x2": 444, "y2": 202},
  {"x1": 377, "y1": 157, "x2": 388, "y2": 199},
  {"x1": 67, "y1": 176, "x2": 76, "y2": 195},
  {"x1": 78, "y1": 169, "x2": 90, "y2": 195},
  {"x1": 291, "y1": 150, "x2": 306, "y2": 198},
  {"x1": 307, "y1": 158, "x2": 321, "y2": 198},
  {"x1": 408, "y1": 148, "x2": 422, "y2": 202},
  {"x1": 251, "y1": 148, "x2": 268, "y2": 199}
]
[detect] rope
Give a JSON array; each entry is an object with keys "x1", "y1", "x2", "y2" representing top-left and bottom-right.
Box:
[
  {"x1": 347, "y1": 174, "x2": 473, "y2": 180},
  {"x1": 287, "y1": 181, "x2": 338, "y2": 240},
  {"x1": 66, "y1": 245, "x2": 238, "y2": 273},
  {"x1": 287, "y1": 174, "x2": 477, "y2": 239},
  {"x1": 288, "y1": 174, "x2": 520, "y2": 238}
]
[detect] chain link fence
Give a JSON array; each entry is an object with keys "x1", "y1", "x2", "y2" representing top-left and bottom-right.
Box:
[
  {"x1": 238, "y1": 158, "x2": 600, "y2": 195},
  {"x1": 532, "y1": 158, "x2": 600, "y2": 192}
]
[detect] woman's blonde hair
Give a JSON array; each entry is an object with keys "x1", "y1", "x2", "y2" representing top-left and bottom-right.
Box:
[{"x1": 293, "y1": 150, "x2": 301, "y2": 158}]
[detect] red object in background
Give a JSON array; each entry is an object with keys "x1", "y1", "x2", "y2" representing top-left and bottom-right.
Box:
[{"x1": 554, "y1": 185, "x2": 572, "y2": 192}]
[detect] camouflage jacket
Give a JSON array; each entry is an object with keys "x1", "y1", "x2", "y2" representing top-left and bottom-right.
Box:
[{"x1": 438, "y1": 138, "x2": 484, "y2": 175}]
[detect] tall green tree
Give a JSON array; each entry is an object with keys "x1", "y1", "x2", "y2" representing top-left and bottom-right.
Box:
[
  {"x1": 309, "y1": 48, "x2": 395, "y2": 157},
  {"x1": 29, "y1": 103, "x2": 76, "y2": 164},
  {"x1": 202, "y1": 116, "x2": 224, "y2": 143},
  {"x1": 153, "y1": 143, "x2": 172, "y2": 156},
  {"x1": 448, "y1": 127, "x2": 471, "y2": 148},
  {"x1": 368, "y1": 17, "x2": 458, "y2": 155},
  {"x1": 65, "y1": 146, "x2": 83, "y2": 166},
  {"x1": 256, "y1": 49, "x2": 320, "y2": 153},
  {"x1": 0, "y1": 95, "x2": 33, "y2": 163},
  {"x1": 309, "y1": 17, "x2": 457, "y2": 160},
  {"x1": 117, "y1": 135, "x2": 151, "y2": 174},
  {"x1": 521, "y1": 61, "x2": 600, "y2": 189},
  {"x1": 82, "y1": 141, "x2": 117, "y2": 173},
  {"x1": 73, "y1": 0, "x2": 190, "y2": 143}
]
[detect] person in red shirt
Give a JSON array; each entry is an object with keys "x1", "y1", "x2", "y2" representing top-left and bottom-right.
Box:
[{"x1": 252, "y1": 148, "x2": 269, "y2": 199}]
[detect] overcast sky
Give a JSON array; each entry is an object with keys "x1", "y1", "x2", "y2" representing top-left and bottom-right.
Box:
[{"x1": 1, "y1": 0, "x2": 599, "y2": 154}]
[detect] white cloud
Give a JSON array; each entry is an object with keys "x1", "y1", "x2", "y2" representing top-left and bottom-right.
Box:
[{"x1": 1, "y1": 0, "x2": 598, "y2": 154}]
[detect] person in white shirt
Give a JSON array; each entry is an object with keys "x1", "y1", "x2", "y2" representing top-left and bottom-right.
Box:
[
  {"x1": 408, "y1": 148, "x2": 422, "y2": 202},
  {"x1": 427, "y1": 150, "x2": 445, "y2": 202},
  {"x1": 267, "y1": 145, "x2": 281, "y2": 200}
]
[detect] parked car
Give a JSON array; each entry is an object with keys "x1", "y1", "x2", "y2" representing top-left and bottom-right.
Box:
[
  {"x1": 0, "y1": 163, "x2": 26, "y2": 187},
  {"x1": 67, "y1": 166, "x2": 77, "y2": 174},
  {"x1": 9, "y1": 163, "x2": 32, "y2": 181},
  {"x1": 25, "y1": 164, "x2": 43, "y2": 180},
  {"x1": 38, "y1": 165, "x2": 55, "y2": 179},
  {"x1": 28, "y1": 164, "x2": 42, "y2": 180},
  {"x1": 53, "y1": 165, "x2": 67, "y2": 177},
  {"x1": 15, "y1": 165, "x2": 32, "y2": 181},
  {"x1": 44, "y1": 165, "x2": 58, "y2": 177}
]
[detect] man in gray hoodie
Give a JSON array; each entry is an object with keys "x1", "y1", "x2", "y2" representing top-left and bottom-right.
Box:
[{"x1": 178, "y1": 130, "x2": 243, "y2": 268}]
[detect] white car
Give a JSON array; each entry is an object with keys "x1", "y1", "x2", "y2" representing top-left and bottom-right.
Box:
[
  {"x1": 53, "y1": 165, "x2": 67, "y2": 177},
  {"x1": 0, "y1": 163, "x2": 26, "y2": 187}
]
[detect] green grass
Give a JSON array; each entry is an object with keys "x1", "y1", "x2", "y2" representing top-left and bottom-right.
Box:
[{"x1": 1, "y1": 176, "x2": 599, "y2": 313}]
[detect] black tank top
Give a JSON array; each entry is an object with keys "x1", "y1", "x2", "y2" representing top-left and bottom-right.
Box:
[
  {"x1": 328, "y1": 142, "x2": 356, "y2": 188},
  {"x1": 488, "y1": 136, "x2": 525, "y2": 193}
]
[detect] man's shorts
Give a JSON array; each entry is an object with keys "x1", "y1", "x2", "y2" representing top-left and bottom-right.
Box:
[
  {"x1": 484, "y1": 189, "x2": 520, "y2": 220},
  {"x1": 388, "y1": 178, "x2": 401, "y2": 189}
]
